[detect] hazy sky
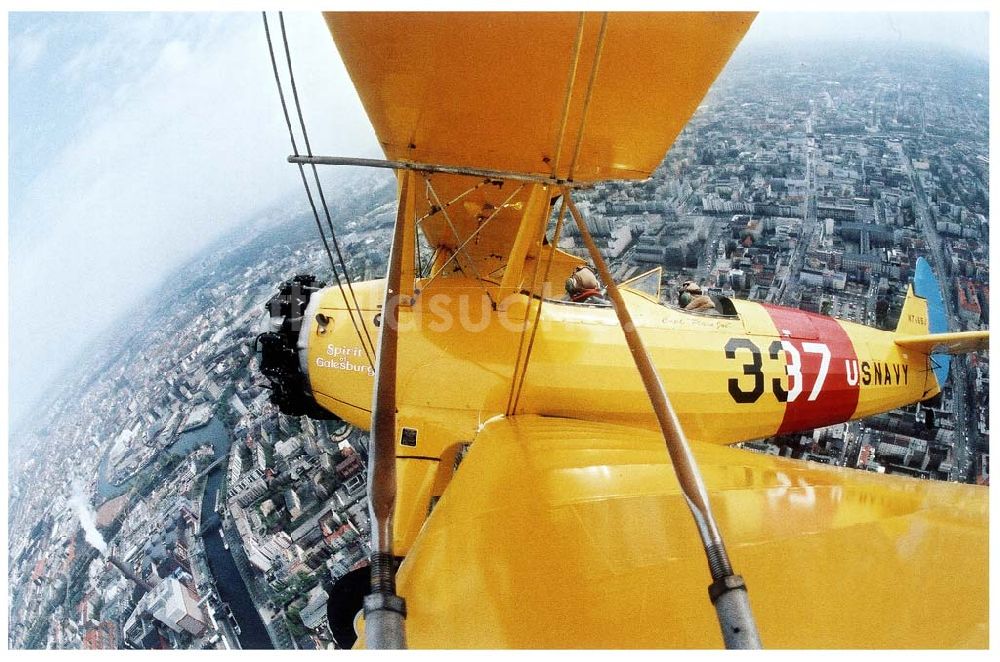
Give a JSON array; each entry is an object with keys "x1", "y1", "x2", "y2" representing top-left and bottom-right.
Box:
[
  {"x1": 5, "y1": 10, "x2": 991, "y2": 426},
  {"x1": 747, "y1": 11, "x2": 988, "y2": 60},
  {"x1": 7, "y1": 12, "x2": 380, "y2": 426}
]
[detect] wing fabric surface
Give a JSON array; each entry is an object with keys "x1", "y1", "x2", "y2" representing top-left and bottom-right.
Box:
[
  {"x1": 324, "y1": 12, "x2": 755, "y2": 182},
  {"x1": 395, "y1": 416, "x2": 987, "y2": 648},
  {"x1": 894, "y1": 331, "x2": 989, "y2": 355}
]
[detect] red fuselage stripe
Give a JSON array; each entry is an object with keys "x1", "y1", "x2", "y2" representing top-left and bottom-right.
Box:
[{"x1": 762, "y1": 305, "x2": 861, "y2": 435}]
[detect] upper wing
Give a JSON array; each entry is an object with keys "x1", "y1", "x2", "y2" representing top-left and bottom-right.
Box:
[
  {"x1": 395, "y1": 415, "x2": 987, "y2": 648},
  {"x1": 325, "y1": 12, "x2": 755, "y2": 181},
  {"x1": 895, "y1": 330, "x2": 989, "y2": 355}
]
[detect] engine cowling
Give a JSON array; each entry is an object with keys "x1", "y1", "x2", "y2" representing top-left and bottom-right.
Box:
[{"x1": 256, "y1": 274, "x2": 340, "y2": 420}]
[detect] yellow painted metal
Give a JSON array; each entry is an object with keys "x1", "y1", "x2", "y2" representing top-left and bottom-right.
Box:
[
  {"x1": 302, "y1": 11, "x2": 989, "y2": 648},
  {"x1": 392, "y1": 458, "x2": 439, "y2": 553},
  {"x1": 324, "y1": 12, "x2": 755, "y2": 182},
  {"x1": 397, "y1": 171, "x2": 417, "y2": 304},
  {"x1": 497, "y1": 184, "x2": 550, "y2": 305},
  {"x1": 896, "y1": 283, "x2": 931, "y2": 336},
  {"x1": 303, "y1": 273, "x2": 969, "y2": 557},
  {"x1": 392, "y1": 416, "x2": 988, "y2": 648},
  {"x1": 895, "y1": 330, "x2": 990, "y2": 355},
  {"x1": 841, "y1": 318, "x2": 938, "y2": 418}
]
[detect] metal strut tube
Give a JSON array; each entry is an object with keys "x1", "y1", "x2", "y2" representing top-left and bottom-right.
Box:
[
  {"x1": 563, "y1": 191, "x2": 761, "y2": 649},
  {"x1": 288, "y1": 155, "x2": 588, "y2": 188},
  {"x1": 364, "y1": 172, "x2": 413, "y2": 649}
]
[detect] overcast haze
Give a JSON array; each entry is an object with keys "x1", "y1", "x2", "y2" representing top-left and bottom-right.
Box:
[
  {"x1": 6, "y1": 11, "x2": 991, "y2": 426},
  {"x1": 746, "y1": 12, "x2": 988, "y2": 61},
  {"x1": 8, "y1": 12, "x2": 380, "y2": 427}
]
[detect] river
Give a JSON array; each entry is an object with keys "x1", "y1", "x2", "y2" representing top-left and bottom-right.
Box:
[
  {"x1": 200, "y1": 462, "x2": 274, "y2": 649},
  {"x1": 97, "y1": 415, "x2": 274, "y2": 648},
  {"x1": 96, "y1": 417, "x2": 231, "y2": 500}
]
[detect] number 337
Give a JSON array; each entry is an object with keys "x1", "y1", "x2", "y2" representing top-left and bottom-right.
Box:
[{"x1": 724, "y1": 337, "x2": 830, "y2": 404}]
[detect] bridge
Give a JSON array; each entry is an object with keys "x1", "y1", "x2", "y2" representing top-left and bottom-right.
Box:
[{"x1": 193, "y1": 456, "x2": 226, "y2": 481}]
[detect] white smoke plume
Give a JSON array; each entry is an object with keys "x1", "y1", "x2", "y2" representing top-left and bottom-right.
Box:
[{"x1": 68, "y1": 480, "x2": 108, "y2": 556}]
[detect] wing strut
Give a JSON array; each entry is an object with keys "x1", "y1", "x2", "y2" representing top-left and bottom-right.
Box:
[
  {"x1": 289, "y1": 154, "x2": 588, "y2": 188},
  {"x1": 363, "y1": 171, "x2": 417, "y2": 649},
  {"x1": 564, "y1": 191, "x2": 762, "y2": 649}
]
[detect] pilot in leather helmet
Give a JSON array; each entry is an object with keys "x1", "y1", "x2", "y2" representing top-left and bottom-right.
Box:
[
  {"x1": 678, "y1": 280, "x2": 715, "y2": 311},
  {"x1": 565, "y1": 265, "x2": 609, "y2": 304}
]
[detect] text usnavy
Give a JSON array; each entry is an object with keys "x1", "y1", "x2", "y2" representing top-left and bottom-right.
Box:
[{"x1": 723, "y1": 337, "x2": 908, "y2": 404}]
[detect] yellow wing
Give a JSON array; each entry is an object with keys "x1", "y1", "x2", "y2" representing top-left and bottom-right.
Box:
[
  {"x1": 325, "y1": 12, "x2": 755, "y2": 181},
  {"x1": 394, "y1": 416, "x2": 987, "y2": 648},
  {"x1": 323, "y1": 12, "x2": 755, "y2": 290}
]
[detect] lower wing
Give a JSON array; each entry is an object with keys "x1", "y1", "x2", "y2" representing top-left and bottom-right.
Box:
[{"x1": 394, "y1": 415, "x2": 987, "y2": 648}]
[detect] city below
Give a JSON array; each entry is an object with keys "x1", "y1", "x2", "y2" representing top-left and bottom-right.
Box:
[{"x1": 7, "y1": 41, "x2": 989, "y2": 649}]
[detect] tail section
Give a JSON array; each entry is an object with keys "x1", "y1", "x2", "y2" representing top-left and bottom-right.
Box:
[
  {"x1": 895, "y1": 331, "x2": 989, "y2": 355},
  {"x1": 896, "y1": 257, "x2": 946, "y2": 337},
  {"x1": 895, "y1": 286, "x2": 931, "y2": 337},
  {"x1": 893, "y1": 257, "x2": 980, "y2": 389}
]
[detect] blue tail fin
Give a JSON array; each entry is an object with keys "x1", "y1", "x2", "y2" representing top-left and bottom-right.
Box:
[{"x1": 911, "y1": 257, "x2": 950, "y2": 386}]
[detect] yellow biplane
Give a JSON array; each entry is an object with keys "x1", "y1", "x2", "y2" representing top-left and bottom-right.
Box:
[{"x1": 256, "y1": 12, "x2": 989, "y2": 649}]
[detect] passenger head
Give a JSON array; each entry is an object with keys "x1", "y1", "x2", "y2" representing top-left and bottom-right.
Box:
[
  {"x1": 566, "y1": 265, "x2": 600, "y2": 295},
  {"x1": 680, "y1": 280, "x2": 702, "y2": 293}
]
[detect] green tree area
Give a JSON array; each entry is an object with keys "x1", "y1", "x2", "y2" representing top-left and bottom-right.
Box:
[
  {"x1": 261, "y1": 508, "x2": 286, "y2": 534},
  {"x1": 281, "y1": 571, "x2": 323, "y2": 638},
  {"x1": 217, "y1": 384, "x2": 238, "y2": 430},
  {"x1": 130, "y1": 449, "x2": 186, "y2": 502},
  {"x1": 272, "y1": 571, "x2": 320, "y2": 610},
  {"x1": 285, "y1": 606, "x2": 307, "y2": 638}
]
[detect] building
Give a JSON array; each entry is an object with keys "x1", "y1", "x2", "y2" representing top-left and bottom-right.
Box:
[
  {"x1": 145, "y1": 576, "x2": 208, "y2": 636},
  {"x1": 955, "y1": 278, "x2": 982, "y2": 325},
  {"x1": 229, "y1": 468, "x2": 268, "y2": 508},
  {"x1": 857, "y1": 444, "x2": 876, "y2": 469},
  {"x1": 276, "y1": 437, "x2": 303, "y2": 460},
  {"x1": 122, "y1": 613, "x2": 164, "y2": 650},
  {"x1": 335, "y1": 453, "x2": 364, "y2": 481},
  {"x1": 284, "y1": 488, "x2": 303, "y2": 519},
  {"x1": 82, "y1": 620, "x2": 119, "y2": 649},
  {"x1": 975, "y1": 454, "x2": 989, "y2": 486},
  {"x1": 298, "y1": 584, "x2": 330, "y2": 631}
]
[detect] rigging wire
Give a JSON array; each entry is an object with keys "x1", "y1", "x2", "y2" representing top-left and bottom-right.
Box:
[
  {"x1": 423, "y1": 175, "x2": 498, "y2": 307},
  {"x1": 504, "y1": 197, "x2": 553, "y2": 416},
  {"x1": 509, "y1": 196, "x2": 569, "y2": 414},
  {"x1": 409, "y1": 176, "x2": 489, "y2": 284},
  {"x1": 550, "y1": 13, "x2": 586, "y2": 178},
  {"x1": 567, "y1": 12, "x2": 609, "y2": 181},
  {"x1": 277, "y1": 12, "x2": 377, "y2": 361},
  {"x1": 415, "y1": 179, "x2": 487, "y2": 225},
  {"x1": 262, "y1": 13, "x2": 374, "y2": 370},
  {"x1": 419, "y1": 182, "x2": 525, "y2": 293}
]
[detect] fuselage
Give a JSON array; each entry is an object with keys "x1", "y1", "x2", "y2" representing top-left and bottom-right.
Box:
[
  {"x1": 297, "y1": 275, "x2": 938, "y2": 552},
  {"x1": 303, "y1": 276, "x2": 936, "y2": 449}
]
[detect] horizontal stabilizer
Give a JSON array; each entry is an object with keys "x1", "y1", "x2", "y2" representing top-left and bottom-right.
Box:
[{"x1": 895, "y1": 331, "x2": 989, "y2": 355}]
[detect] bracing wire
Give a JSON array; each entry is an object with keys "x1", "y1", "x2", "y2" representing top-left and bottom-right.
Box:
[
  {"x1": 262, "y1": 12, "x2": 374, "y2": 370},
  {"x1": 504, "y1": 198, "x2": 554, "y2": 416},
  {"x1": 420, "y1": 182, "x2": 525, "y2": 293},
  {"x1": 567, "y1": 12, "x2": 609, "y2": 181},
  {"x1": 509, "y1": 196, "x2": 569, "y2": 413},
  {"x1": 277, "y1": 12, "x2": 377, "y2": 363},
  {"x1": 550, "y1": 13, "x2": 586, "y2": 178}
]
